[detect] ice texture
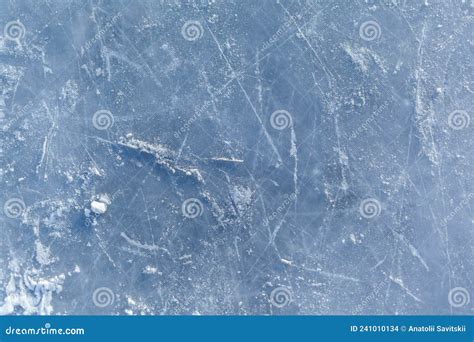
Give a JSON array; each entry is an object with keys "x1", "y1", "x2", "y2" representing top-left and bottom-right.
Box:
[{"x1": 0, "y1": 0, "x2": 473, "y2": 315}]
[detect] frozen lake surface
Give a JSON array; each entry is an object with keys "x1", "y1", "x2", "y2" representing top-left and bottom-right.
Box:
[{"x1": 0, "y1": 0, "x2": 473, "y2": 315}]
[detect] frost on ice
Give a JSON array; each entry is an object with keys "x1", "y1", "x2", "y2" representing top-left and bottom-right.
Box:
[{"x1": 0, "y1": 1, "x2": 473, "y2": 315}]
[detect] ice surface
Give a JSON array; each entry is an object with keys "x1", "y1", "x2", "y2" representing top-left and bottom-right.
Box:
[{"x1": 0, "y1": 0, "x2": 473, "y2": 315}]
